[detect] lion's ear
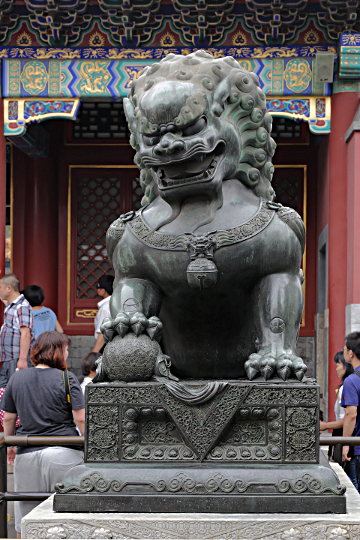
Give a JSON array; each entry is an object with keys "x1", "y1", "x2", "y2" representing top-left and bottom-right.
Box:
[
  {"x1": 211, "y1": 77, "x2": 231, "y2": 117},
  {"x1": 123, "y1": 98, "x2": 137, "y2": 133}
]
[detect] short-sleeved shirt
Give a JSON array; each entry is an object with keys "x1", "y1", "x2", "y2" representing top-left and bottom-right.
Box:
[
  {"x1": 1, "y1": 367, "x2": 85, "y2": 454},
  {"x1": 341, "y1": 367, "x2": 360, "y2": 455},
  {"x1": 0, "y1": 295, "x2": 34, "y2": 363},
  {"x1": 335, "y1": 385, "x2": 346, "y2": 421},
  {"x1": 94, "y1": 296, "x2": 111, "y2": 338},
  {"x1": 33, "y1": 307, "x2": 56, "y2": 340}
]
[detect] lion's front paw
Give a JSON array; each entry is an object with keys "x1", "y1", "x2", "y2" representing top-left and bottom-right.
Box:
[
  {"x1": 101, "y1": 312, "x2": 163, "y2": 343},
  {"x1": 245, "y1": 349, "x2": 307, "y2": 381}
]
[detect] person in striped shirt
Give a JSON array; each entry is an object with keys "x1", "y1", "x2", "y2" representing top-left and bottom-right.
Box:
[{"x1": 0, "y1": 274, "x2": 34, "y2": 387}]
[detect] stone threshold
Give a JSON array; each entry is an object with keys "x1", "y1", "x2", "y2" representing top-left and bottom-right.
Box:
[{"x1": 22, "y1": 463, "x2": 360, "y2": 539}]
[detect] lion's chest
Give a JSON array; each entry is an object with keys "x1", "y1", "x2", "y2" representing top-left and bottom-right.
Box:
[{"x1": 115, "y1": 215, "x2": 297, "y2": 296}]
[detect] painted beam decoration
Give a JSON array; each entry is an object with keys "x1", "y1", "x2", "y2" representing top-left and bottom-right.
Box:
[
  {"x1": 267, "y1": 97, "x2": 330, "y2": 134},
  {"x1": 338, "y1": 33, "x2": 360, "y2": 79},
  {"x1": 4, "y1": 98, "x2": 80, "y2": 136},
  {"x1": 1, "y1": 45, "x2": 334, "y2": 135},
  {"x1": 0, "y1": 45, "x2": 336, "y2": 60},
  {"x1": 2, "y1": 46, "x2": 333, "y2": 99}
]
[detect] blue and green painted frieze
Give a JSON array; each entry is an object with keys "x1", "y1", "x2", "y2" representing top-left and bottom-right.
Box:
[{"x1": 2, "y1": 52, "x2": 331, "y2": 99}]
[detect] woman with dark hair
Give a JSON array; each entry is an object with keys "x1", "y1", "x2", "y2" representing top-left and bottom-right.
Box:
[
  {"x1": 1, "y1": 331, "x2": 85, "y2": 537},
  {"x1": 320, "y1": 351, "x2": 359, "y2": 491}
]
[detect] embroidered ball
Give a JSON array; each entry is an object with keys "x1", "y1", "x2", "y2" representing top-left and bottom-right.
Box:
[{"x1": 102, "y1": 334, "x2": 160, "y2": 382}]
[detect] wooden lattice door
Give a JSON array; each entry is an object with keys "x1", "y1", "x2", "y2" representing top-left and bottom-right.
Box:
[{"x1": 68, "y1": 166, "x2": 141, "y2": 329}]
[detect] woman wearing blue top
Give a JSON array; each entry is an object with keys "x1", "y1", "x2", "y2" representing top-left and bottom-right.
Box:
[{"x1": 22, "y1": 285, "x2": 63, "y2": 339}]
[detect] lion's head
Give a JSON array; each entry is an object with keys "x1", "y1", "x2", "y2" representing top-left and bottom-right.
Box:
[{"x1": 124, "y1": 50, "x2": 276, "y2": 207}]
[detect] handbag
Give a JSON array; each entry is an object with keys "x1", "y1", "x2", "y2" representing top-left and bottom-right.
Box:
[{"x1": 62, "y1": 370, "x2": 72, "y2": 407}]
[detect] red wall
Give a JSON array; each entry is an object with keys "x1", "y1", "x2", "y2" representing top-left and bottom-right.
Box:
[
  {"x1": 12, "y1": 141, "x2": 59, "y2": 312},
  {"x1": 346, "y1": 131, "x2": 360, "y2": 305},
  {"x1": 317, "y1": 136, "x2": 329, "y2": 236},
  {"x1": 326, "y1": 92, "x2": 359, "y2": 420}
]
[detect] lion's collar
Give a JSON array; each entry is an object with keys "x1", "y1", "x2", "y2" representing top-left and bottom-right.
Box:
[{"x1": 125, "y1": 199, "x2": 276, "y2": 251}]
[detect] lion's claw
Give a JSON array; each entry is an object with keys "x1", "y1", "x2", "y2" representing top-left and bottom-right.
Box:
[
  {"x1": 113, "y1": 312, "x2": 130, "y2": 337},
  {"x1": 101, "y1": 318, "x2": 116, "y2": 343},
  {"x1": 292, "y1": 359, "x2": 307, "y2": 381},
  {"x1": 101, "y1": 312, "x2": 163, "y2": 343},
  {"x1": 245, "y1": 349, "x2": 307, "y2": 381},
  {"x1": 276, "y1": 356, "x2": 293, "y2": 381},
  {"x1": 260, "y1": 355, "x2": 276, "y2": 380},
  {"x1": 130, "y1": 312, "x2": 148, "y2": 336},
  {"x1": 244, "y1": 355, "x2": 261, "y2": 380},
  {"x1": 146, "y1": 316, "x2": 163, "y2": 341}
]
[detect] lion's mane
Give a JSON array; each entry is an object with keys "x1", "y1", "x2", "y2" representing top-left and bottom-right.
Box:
[{"x1": 125, "y1": 50, "x2": 276, "y2": 206}]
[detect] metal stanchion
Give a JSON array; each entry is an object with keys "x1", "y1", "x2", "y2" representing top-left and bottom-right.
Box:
[{"x1": 0, "y1": 438, "x2": 8, "y2": 538}]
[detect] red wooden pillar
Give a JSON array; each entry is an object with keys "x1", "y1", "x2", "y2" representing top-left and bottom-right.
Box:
[
  {"x1": 12, "y1": 146, "x2": 26, "y2": 287},
  {"x1": 0, "y1": 100, "x2": 6, "y2": 279},
  {"x1": 23, "y1": 156, "x2": 59, "y2": 312},
  {"x1": 327, "y1": 92, "x2": 359, "y2": 420},
  {"x1": 346, "y1": 122, "x2": 360, "y2": 306}
]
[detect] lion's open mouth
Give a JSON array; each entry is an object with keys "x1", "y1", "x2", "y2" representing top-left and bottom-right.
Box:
[{"x1": 155, "y1": 153, "x2": 220, "y2": 190}]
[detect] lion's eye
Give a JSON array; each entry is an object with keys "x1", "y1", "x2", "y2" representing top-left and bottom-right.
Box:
[
  {"x1": 143, "y1": 135, "x2": 160, "y2": 146},
  {"x1": 183, "y1": 117, "x2": 207, "y2": 137}
]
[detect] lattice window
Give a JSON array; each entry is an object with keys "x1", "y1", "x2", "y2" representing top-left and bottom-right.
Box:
[
  {"x1": 272, "y1": 175, "x2": 298, "y2": 210},
  {"x1": 271, "y1": 118, "x2": 307, "y2": 143},
  {"x1": 77, "y1": 176, "x2": 119, "y2": 299},
  {"x1": 68, "y1": 102, "x2": 130, "y2": 143},
  {"x1": 72, "y1": 169, "x2": 143, "y2": 308},
  {"x1": 272, "y1": 166, "x2": 304, "y2": 217}
]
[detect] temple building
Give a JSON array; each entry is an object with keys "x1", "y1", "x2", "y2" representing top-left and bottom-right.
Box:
[{"x1": 0, "y1": 0, "x2": 358, "y2": 421}]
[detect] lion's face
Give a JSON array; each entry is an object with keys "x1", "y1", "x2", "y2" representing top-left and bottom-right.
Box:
[{"x1": 135, "y1": 81, "x2": 241, "y2": 205}]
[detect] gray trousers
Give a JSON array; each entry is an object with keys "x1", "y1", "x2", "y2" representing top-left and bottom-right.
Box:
[
  {"x1": 0, "y1": 360, "x2": 16, "y2": 388},
  {"x1": 14, "y1": 446, "x2": 83, "y2": 532}
]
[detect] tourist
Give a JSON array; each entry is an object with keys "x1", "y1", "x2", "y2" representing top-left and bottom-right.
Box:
[
  {"x1": 320, "y1": 351, "x2": 358, "y2": 491},
  {"x1": 80, "y1": 351, "x2": 100, "y2": 394},
  {"x1": 22, "y1": 285, "x2": 63, "y2": 340},
  {"x1": 1, "y1": 331, "x2": 85, "y2": 538},
  {"x1": 341, "y1": 332, "x2": 360, "y2": 486},
  {"x1": 92, "y1": 274, "x2": 114, "y2": 353},
  {"x1": 0, "y1": 274, "x2": 34, "y2": 386}
]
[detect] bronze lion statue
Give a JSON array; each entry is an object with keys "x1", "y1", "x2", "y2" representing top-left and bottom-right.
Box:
[{"x1": 95, "y1": 50, "x2": 306, "y2": 383}]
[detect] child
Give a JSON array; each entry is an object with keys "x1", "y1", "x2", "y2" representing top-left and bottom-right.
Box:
[
  {"x1": 22, "y1": 285, "x2": 63, "y2": 340},
  {"x1": 81, "y1": 352, "x2": 100, "y2": 394}
]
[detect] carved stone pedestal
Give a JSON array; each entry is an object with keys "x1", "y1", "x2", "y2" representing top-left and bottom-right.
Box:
[{"x1": 54, "y1": 380, "x2": 346, "y2": 514}]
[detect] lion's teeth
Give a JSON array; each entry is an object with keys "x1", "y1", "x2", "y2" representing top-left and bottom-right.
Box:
[{"x1": 158, "y1": 157, "x2": 218, "y2": 188}]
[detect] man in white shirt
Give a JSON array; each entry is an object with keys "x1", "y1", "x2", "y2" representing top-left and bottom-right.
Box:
[{"x1": 92, "y1": 275, "x2": 114, "y2": 353}]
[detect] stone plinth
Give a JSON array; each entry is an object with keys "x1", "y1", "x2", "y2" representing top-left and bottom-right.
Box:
[
  {"x1": 53, "y1": 379, "x2": 346, "y2": 514},
  {"x1": 22, "y1": 464, "x2": 360, "y2": 539},
  {"x1": 54, "y1": 380, "x2": 346, "y2": 514}
]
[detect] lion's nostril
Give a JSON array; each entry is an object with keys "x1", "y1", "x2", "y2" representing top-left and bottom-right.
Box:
[
  {"x1": 166, "y1": 141, "x2": 184, "y2": 156},
  {"x1": 154, "y1": 146, "x2": 163, "y2": 156},
  {"x1": 173, "y1": 141, "x2": 185, "y2": 152}
]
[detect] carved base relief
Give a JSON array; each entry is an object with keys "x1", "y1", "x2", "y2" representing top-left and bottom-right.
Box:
[{"x1": 85, "y1": 381, "x2": 319, "y2": 464}]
